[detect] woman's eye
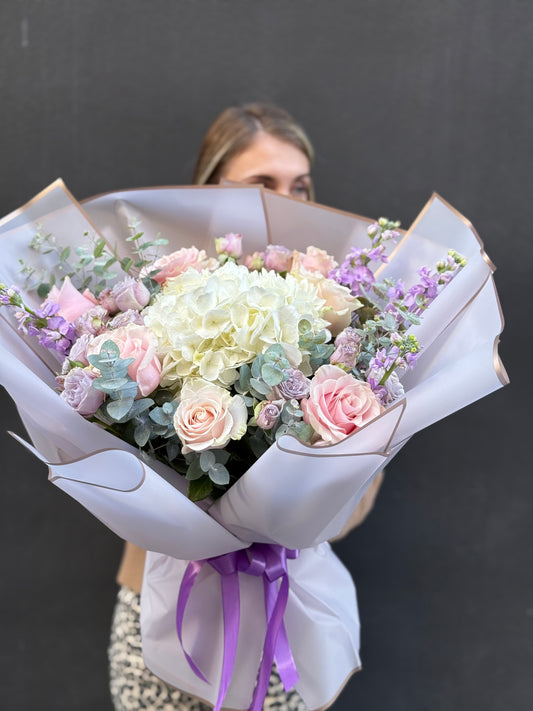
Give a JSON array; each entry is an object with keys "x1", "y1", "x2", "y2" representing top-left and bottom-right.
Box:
[{"x1": 291, "y1": 184, "x2": 310, "y2": 200}]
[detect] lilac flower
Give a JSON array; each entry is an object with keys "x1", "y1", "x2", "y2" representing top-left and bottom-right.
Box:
[
  {"x1": 0, "y1": 284, "x2": 22, "y2": 306},
  {"x1": 74, "y1": 305, "x2": 110, "y2": 336},
  {"x1": 37, "y1": 316, "x2": 77, "y2": 356}
]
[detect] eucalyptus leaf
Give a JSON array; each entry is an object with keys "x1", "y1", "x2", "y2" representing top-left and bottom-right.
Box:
[
  {"x1": 208, "y1": 463, "x2": 230, "y2": 486},
  {"x1": 106, "y1": 397, "x2": 134, "y2": 420},
  {"x1": 249, "y1": 377, "x2": 271, "y2": 396},
  {"x1": 186, "y1": 458, "x2": 205, "y2": 481},
  {"x1": 127, "y1": 398, "x2": 154, "y2": 418},
  {"x1": 134, "y1": 421, "x2": 152, "y2": 447},
  {"x1": 91, "y1": 377, "x2": 131, "y2": 393},
  {"x1": 261, "y1": 363, "x2": 284, "y2": 387},
  {"x1": 199, "y1": 451, "x2": 216, "y2": 472}
]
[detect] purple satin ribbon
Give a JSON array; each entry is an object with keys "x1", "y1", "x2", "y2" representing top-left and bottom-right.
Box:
[{"x1": 176, "y1": 543, "x2": 300, "y2": 711}]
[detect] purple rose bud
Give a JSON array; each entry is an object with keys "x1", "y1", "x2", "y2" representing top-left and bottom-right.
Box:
[
  {"x1": 68, "y1": 333, "x2": 93, "y2": 366},
  {"x1": 98, "y1": 287, "x2": 119, "y2": 314},
  {"x1": 59, "y1": 367, "x2": 105, "y2": 416},
  {"x1": 276, "y1": 368, "x2": 311, "y2": 400},
  {"x1": 256, "y1": 401, "x2": 281, "y2": 429},
  {"x1": 112, "y1": 277, "x2": 151, "y2": 312}
]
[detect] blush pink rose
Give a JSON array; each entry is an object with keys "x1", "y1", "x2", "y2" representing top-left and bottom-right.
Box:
[
  {"x1": 301, "y1": 364, "x2": 382, "y2": 444},
  {"x1": 46, "y1": 277, "x2": 97, "y2": 322},
  {"x1": 264, "y1": 245, "x2": 293, "y2": 273},
  {"x1": 297, "y1": 246, "x2": 337, "y2": 277},
  {"x1": 148, "y1": 247, "x2": 218, "y2": 284},
  {"x1": 215, "y1": 232, "x2": 243, "y2": 259},
  {"x1": 87, "y1": 324, "x2": 162, "y2": 397},
  {"x1": 174, "y1": 379, "x2": 248, "y2": 454}
]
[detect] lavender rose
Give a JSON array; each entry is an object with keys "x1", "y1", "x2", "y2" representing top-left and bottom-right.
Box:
[
  {"x1": 112, "y1": 277, "x2": 151, "y2": 312},
  {"x1": 272, "y1": 368, "x2": 311, "y2": 400},
  {"x1": 256, "y1": 401, "x2": 282, "y2": 429},
  {"x1": 59, "y1": 367, "x2": 104, "y2": 416}
]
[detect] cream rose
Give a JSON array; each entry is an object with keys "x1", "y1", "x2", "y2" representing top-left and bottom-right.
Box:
[
  {"x1": 301, "y1": 364, "x2": 382, "y2": 444},
  {"x1": 173, "y1": 379, "x2": 248, "y2": 454},
  {"x1": 290, "y1": 267, "x2": 360, "y2": 336},
  {"x1": 87, "y1": 324, "x2": 162, "y2": 397}
]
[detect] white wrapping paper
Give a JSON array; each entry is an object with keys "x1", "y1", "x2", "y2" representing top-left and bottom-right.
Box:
[{"x1": 0, "y1": 181, "x2": 508, "y2": 710}]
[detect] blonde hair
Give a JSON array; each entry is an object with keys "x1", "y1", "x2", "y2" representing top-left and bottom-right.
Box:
[{"x1": 192, "y1": 103, "x2": 315, "y2": 200}]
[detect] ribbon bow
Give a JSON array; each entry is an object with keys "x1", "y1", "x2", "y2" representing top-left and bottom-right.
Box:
[{"x1": 176, "y1": 543, "x2": 300, "y2": 711}]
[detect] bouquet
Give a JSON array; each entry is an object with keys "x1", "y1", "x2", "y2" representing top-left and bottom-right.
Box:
[{"x1": 0, "y1": 180, "x2": 508, "y2": 711}]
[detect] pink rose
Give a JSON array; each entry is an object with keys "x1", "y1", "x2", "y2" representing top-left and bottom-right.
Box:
[
  {"x1": 301, "y1": 364, "x2": 382, "y2": 444},
  {"x1": 215, "y1": 232, "x2": 243, "y2": 259},
  {"x1": 59, "y1": 367, "x2": 105, "y2": 416},
  {"x1": 244, "y1": 251, "x2": 265, "y2": 271},
  {"x1": 173, "y1": 379, "x2": 248, "y2": 454},
  {"x1": 264, "y1": 245, "x2": 293, "y2": 273},
  {"x1": 298, "y1": 246, "x2": 337, "y2": 277},
  {"x1": 87, "y1": 324, "x2": 162, "y2": 397},
  {"x1": 46, "y1": 277, "x2": 97, "y2": 322},
  {"x1": 112, "y1": 276, "x2": 151, "y2": 311},
  {"x1": 148, "y1": 247, "x2": 218, "y2": 284}
]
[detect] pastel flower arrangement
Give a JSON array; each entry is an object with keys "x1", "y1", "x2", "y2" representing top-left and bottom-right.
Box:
[{"x1": 0, "y1": 218, "x2": 465, "y2": 501}]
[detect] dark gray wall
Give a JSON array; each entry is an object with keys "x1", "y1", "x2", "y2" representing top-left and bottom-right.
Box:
[{"x1": 0, "y1": 2, "x2": 529, "y2": 710}]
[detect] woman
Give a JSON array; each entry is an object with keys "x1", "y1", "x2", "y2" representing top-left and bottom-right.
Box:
[{"x1": 109, "y1": 102, "x2": 384, "y2": 711}]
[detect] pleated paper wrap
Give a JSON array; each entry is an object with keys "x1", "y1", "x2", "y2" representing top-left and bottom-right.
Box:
[{"x1": 0, "y1": 182, "x2": 508, "y2": 709}]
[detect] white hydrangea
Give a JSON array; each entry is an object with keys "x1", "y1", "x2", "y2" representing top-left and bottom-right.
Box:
[{"x1": 142, "y1": 262, "x2": 330, "y2": 388}]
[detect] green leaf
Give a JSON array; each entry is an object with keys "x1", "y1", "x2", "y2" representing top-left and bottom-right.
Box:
[
  {"x1": 199, "y1": 451, "x2": 216, "y2": 471},
  {"x1": 186, "y1": 457, "x2": 204, "y2": 481},
  {"x1": 214, "y1": 450, "x2": 230, "y2": 465},
  {"x1": 121, "y1": 257, "x2": 134, "y2": 273},
  {"x1": 188, "y1": 476, "x2": 214, "y2": 502},
  {"x1": 37, "y1": 283, "x2": 50, "y2": 299},
  {"x1": 91, "y1": 377, "x2": 131, "y2": 393},
  {"x1": 128, "y1": 398, "x2": 154, "y2": 418},
  {"x1": 249, "y1": 377, "x2": 271, "y2": 396},
  {"x1": 208, "y1": 463, "x2": 230, "y2": 486},
  {"x1": 261, "y1": 363, "x2": 284, "y2": 387},
  {"x1": 93, "y1": 238, "x2": 107, "y2": 258},
  {"x1": 106, "y1": 397, "x2": 134, "y2": 420},
  {"x1": 60, "y1": 246, "x2": 71, "y2": 261},
  {"x1": 134, "y1": 420, "x2": 152, "y2": 447}
]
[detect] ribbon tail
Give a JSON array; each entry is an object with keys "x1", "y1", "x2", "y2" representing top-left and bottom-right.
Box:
[
  {"x1": 213, "y1": 571, "x2": 241, "y2": 711},
  {"x1": 176, "y1": 560, "x2": 209, "y2": 683},
  {"x1": 249, "y1": 575, "x2": 291, "y2": 711},
  {"x1": 263, "y1": 574, "x2": 299, "y2": 692}
]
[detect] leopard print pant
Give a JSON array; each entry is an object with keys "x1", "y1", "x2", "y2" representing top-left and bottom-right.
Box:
[{"x1": 108, "y1": 586, "x2": 308, "y2": 711}]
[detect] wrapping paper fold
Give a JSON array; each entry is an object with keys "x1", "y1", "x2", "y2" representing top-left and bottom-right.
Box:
[{"x1": 0, "y1": 181, "x2": 508, "y2": 710}]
